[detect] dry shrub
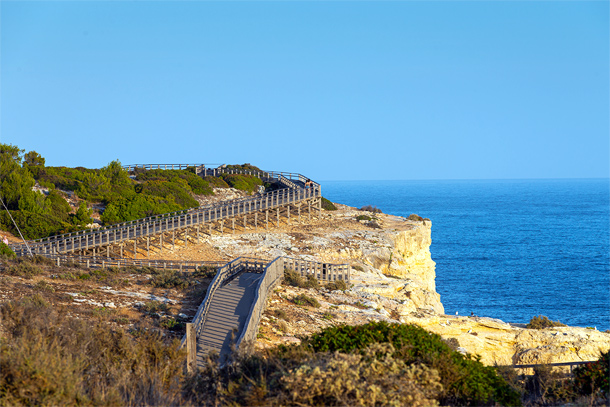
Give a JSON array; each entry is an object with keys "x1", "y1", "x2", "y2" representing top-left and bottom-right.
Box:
[
  {"x1": 526, "y1": 315, "x2": 566, "y2": 329},
  {"x1": 282, "y1": 343, "x2": 442, "y2": 406},
  {"x1": 0, "y1": 295, "x2": 187, "y2": 406},
  {"x1": 326, "y1": 279, "x2": 348, "y2": 291},
  {"x1": 292, "y1": 293, "x2": 320, "y2": 308},
  {"x1": 4, "y1": 260, "x2": 43, "y2": 279}
]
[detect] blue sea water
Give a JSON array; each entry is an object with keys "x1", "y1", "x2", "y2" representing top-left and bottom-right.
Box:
[{"x1": 321, "y1": 179, "x2": 610, "y2": 331}]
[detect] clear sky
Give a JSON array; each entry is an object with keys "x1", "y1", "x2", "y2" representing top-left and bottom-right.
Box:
[{"x1": 1, "y1": 1, "x2": 608, "y2": 181}]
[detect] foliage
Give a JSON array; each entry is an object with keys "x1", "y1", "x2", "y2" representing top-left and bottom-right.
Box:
[
  {"x1": 526, "y1": 315, "x2": 567, "y2": 329},
  {"x1": 282, "y1": 343, "x2": 443, "y2": 406},
  {"x1": 326, "y1": 279, "x2": 348, "y2": 291},
  {"x1": 140, "y1": 300, "x2": 170, "y2": 315},
  {"x1": 3, "y1": 258, "x2": 43, "y2": 279},
  {"x1": 360, "y1": 205, "x2": 382, "y2": 213},
  {"x1": 321, "y1": 197, "x2": 337, "y2": 211},
  {"x1": 136, "y1": 179, "x2": 199, "y2": 208},
  {"x1": 135, "y1": 169, "x2": 213, "y2": 195},
  {"x1": 573, "y1": 351, "x2": 610, "y2": 397},
  {"x1": 408, "y1": 213, "x2": 424, "y2": 221},
  {"x1": 100, "y1": 195, "x2": 183, "y2": 224},
  {"x1": 149, "y1": 269, "x2": 191, "y2": 289},
  {"x1": 194, "y1": 265, "x2": 218, "y2": 279},
  {"x1": 282, "y1": 269, "x2": 319, "y2": 289},
  {"x1": 292, "y1": 293, "x2": 321, "y2": 308},
  {"x1": 203, "y1": 175, "x2": 229, "y2": 188},
  {"x1": 224, "y1": 163, "x2": 263, "y2": 172},
  {"x1": 302, "y1": 321, "x2": 521, "y2": 406},
  {"x1": 0, "y1": 296, "x2": 186, "y2": 406},
  {"x1": 219, "y1": 173, "x2": 263, "y2": 194},
  {"x1": 271, "y1": 309, "x2": 287, "y2": 320},
  {"x1": 356, "y1": 214, "x2": 372, "y2": 221},
  {"x1": 71, "y1": 201, "x2": 93, "y2": 226},
  {"x1": 0, "y1": 241, "x2": 16, "y2": 259}
]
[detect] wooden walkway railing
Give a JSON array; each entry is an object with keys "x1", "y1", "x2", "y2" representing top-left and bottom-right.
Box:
[
  {"x1": 39, "y1": 253, "x2": 225, "y2": 272},
  {"x1": 10, "y1": 167, "x2": 321, "y2": 257},
  {"x1": 183, "y1": 256, "x2": 350, "y2": 369},
  {"x1": 284, "y1": 257, "x2": 351, "y2": 283}
]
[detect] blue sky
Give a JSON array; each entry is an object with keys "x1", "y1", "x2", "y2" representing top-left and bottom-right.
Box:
[{"x1": 1, "y1": 1, "x2": 608, "y2": 181}]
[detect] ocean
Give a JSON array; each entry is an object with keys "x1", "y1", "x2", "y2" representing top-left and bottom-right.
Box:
[{"x1": 321, "y1": 179, "x2": 610, "y2": 331}]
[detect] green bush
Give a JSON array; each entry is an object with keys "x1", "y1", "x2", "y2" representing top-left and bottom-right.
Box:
[
  {"x1": 194, "y1": 265, "x2": 218, "y2": 279},
  {"x1": 203, "y1": 175, "x2": 229, "y2": 188},
  {"x1": 292, "y1": 294, "x2": 320, "y2": 308},
  {"x1": 303, "y1": 321, "x2": 521, "y2": 406},
  {"x1": 321, "y1": 197, "x2": 337, "y2": 211},
  {"x1": 573, "y1": 351, "x2": 610, "y2": 397},
  {"x1": 408, "y1": 213, "x2": 424, "y2": 221},
  {"x1": 526, "y1": 315, "x2": 566, "y2": 329},
  {"x1": 220, "y1": 173, "x2": 263, "y2": 194},
  {"x1": 0, "y1": 241, "x2": 16, "y2": 259},
  {"x1": 140, "y1": 300, "x2": 170, "y2": 315},
  {"x1": 356, "y1": 214, "x2": 372, "y2": 221},
  {"x1": 136, "y1": 179, "x2": 199, "y2": 208}
]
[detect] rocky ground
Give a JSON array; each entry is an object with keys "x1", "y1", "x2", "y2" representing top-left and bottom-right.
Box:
[{"x1": 2, "y1": 190, "x2": 609, "y2": 368}]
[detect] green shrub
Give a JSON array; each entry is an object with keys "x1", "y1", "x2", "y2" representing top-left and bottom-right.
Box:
[
  {"x1": 573, "y1": 351, "x2": 610, "y2": 397},
  {"x1": 220, "y1": 173, "x2": 263, "y2": 194},
  {"x1": 526, "y1": 315, "x2": 566, "y2": 329},
  {"x1": 356, "y1": 214, "x2": 372, "y2": 221},
  {"x1": 303, "y1": 321, "x2": 521, "y2": 406},
  {"x1": 326, "y1": 279, "x2": 348, "y2": 291},
  {"x1": 292, "y1": 294, "x2": 320, "y2": 308},
  {"x1": 0, "y1": 241, "x2": 16, "y2": 259},
  {"x1": 203, "y1": 176, "x2": 229, "y2": 188},
  {"x1": 194, "y1": 265, "x2": 218, "y2": 279},
  {"x1": 140, "y1": 300, "x2": 170, "y2": 315},
  {"x1": 282, "y1": 343, "x2": 442, "y2": 406},
  {"x1": 408, "y1": 213, "x2": 424, "y2": 222},
  {"x1": 321, "y1": 197, "x2": 337, "y2": 211}
]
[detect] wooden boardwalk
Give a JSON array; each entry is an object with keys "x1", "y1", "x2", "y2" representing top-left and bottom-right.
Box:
[
  {"x1": 196, "y1": 272, "x2": 262, "y2": 366},
  {"x1": 10, "y1": 165, "x2": 349, "y2": 366}
]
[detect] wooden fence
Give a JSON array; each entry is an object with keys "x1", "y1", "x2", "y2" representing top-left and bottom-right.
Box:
[
  {"x1": 235, "y1": 256, "x2": 285, "y2": 350},
  {"x1": 284, "y1": 257, "x2": 351, "y2": 283},
  {"x1": 11, "y1": 180, "x2": 320, "y2": 257},
  {"x1": 38, "y1": 253, "x2": 224, "y2": 272}
]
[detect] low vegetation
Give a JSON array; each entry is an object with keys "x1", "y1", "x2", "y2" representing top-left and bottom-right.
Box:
[
  {"x1": 321, "y1": 197, "x2": 337, "y2": 211},
  {"x1": 526, "y1": 315, "x2": 567, "y2": 329},
  {"x1": 0, "y1": 289, "x2": 605, "y2": 406},
  {"x1": 360, "y1": 204, "x2": 382, "y2": 213}
]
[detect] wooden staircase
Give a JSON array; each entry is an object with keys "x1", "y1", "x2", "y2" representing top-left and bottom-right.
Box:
[{"x1": 196, "y1": 272, "x2": 262, "y2": 366}]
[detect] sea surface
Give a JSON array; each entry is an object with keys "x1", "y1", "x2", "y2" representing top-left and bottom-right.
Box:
[{"x1": 321, "y1": 179, "x2": 610, "y2": 331}]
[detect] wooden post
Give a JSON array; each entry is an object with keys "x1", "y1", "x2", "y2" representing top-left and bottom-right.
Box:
[
  {"x1": 147, "y1": 237, "x2": 150, "y2": 257},
  {"x1": 266, "y1": 210, "x2": 269, "y2": 229},
  {"x1": 232, "y1": 218, "x2": 235, "y2": 234},
  {"x1": 277, "y1": 207, "x2": 280, "y2": 227},
  {"x1": 287, "y1": 205, "x2": 290, "y2": 225},
  {"x1": 255, "y1": 213, "x2": 258, "y2": 230},
  {"x1": 185, "y1": 228, "x2": 188, "y2": 247},
  {"x1": 173, "y1": 231, "x2": 175, "y2": 250},
  {"x1": 160, "y1": 233, "x2": 163, "y2": 252},
  {"x1": 134, "y1": 240, "x2": 137, "y2": 259},
  {"x1": 120, "y1": 244, "x2": 123, "y2": 258}
]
